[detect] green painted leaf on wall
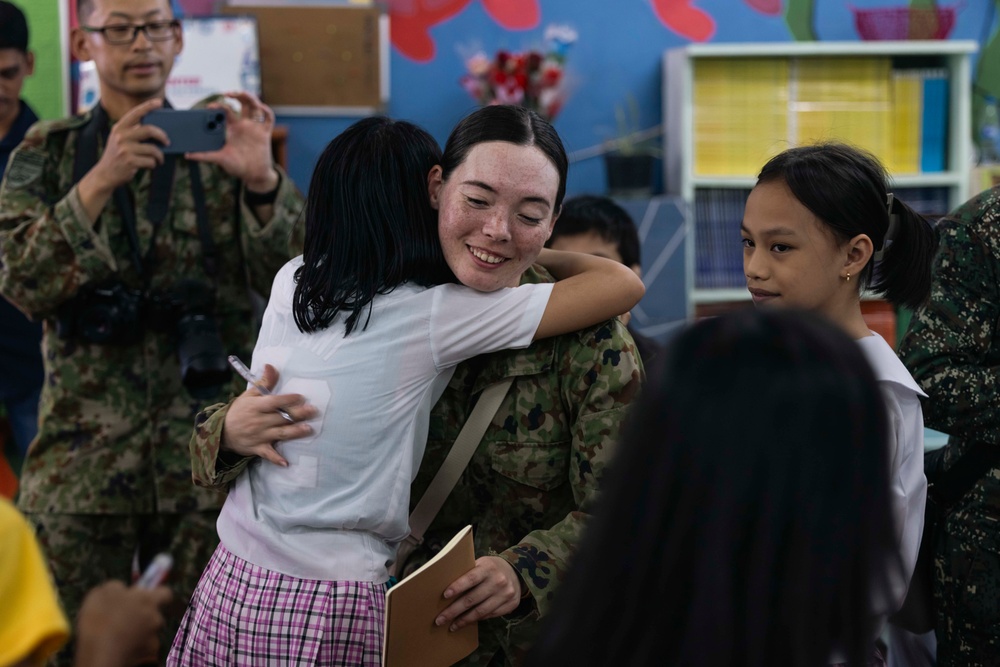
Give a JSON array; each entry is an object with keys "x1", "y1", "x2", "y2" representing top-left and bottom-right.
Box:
[{"x1": 19, "y1": 0, "x2": 65, "y2": 120}]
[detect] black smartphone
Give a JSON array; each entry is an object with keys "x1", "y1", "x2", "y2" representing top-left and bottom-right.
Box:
[{"x1": 141, "y1": 108, "x2": 226, "y2": 154}]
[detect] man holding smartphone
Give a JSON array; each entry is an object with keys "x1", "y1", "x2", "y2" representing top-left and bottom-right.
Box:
[{"x1": 0, "y1": 0, "x2": 304, "y2": 662}]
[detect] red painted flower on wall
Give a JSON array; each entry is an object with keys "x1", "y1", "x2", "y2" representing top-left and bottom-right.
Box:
[
  {"x1": 388, "y1": 0, "x2": 541, "y2": 62},
  {"x1": 650, "y1": 0, "x2": 783, "y2": 43},
  {"x1": 387, "y1": 0, "x2": 785, "y2": 62}
]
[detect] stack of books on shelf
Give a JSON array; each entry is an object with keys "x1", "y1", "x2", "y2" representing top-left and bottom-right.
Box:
[
  {"x1": 691, "y1": 57, "x2": 949, "y2": 177},
  {"x1": 894, "y1": 186, "x2": 951, "y2": 218},
  {"x1": 889, "y1": 66, "x2": 948, "y2": 174},
  {"x1": 693, "y1": 58, "x2": 790, "y2": 177},
  {"x1": 695, "y1": 189, "x2": 751, "y2": 289},
  {"x1": 795, "y1": 57, "x2": 892, "y2": 167}
]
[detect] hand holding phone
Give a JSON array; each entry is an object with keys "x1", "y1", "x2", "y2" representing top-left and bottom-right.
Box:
[{"x1": 141, "y1": 109, "x2": 226, "y2": 154}]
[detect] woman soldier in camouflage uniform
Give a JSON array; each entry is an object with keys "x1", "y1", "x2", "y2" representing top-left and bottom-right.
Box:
[{"x1": 188, "y1": 105, "x2": 644, "y2": 666}]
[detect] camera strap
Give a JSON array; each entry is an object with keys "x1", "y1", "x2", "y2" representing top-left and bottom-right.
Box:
[
  {"x1": 187, "y1": 160, "x2": 218, "y2": 279},
  {"x1": 72, "y1": 103, "x2": 217, "y2": 284}
]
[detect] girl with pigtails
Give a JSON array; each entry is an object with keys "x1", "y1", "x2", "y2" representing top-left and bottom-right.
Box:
[{"x1": 740, "y1": 142, "x2": 938, "y2": 665}]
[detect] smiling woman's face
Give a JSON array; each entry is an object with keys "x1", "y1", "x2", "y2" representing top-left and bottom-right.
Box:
[{"x1": 429, "y1": 141, "x2": 561, "y2": 292}]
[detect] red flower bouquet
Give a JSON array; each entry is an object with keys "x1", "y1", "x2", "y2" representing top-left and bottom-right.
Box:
[{"x1": 460, "y1": 25, "x2": 576, "y2": 121}]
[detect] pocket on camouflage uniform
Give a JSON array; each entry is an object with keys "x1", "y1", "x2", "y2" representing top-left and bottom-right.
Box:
[{"x1": 489, "y1": 441, "x2": 568, "y2": 491}]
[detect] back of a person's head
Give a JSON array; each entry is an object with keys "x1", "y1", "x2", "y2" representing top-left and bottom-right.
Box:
[
  {"x1": 547, "y1": 195, "x2": 641, "y2": 268},
  {"x1": 293, "y1": 116, "x2": 452, "y2": 335},
  {"x1": 0, "y1": 1, "x2": 29, "y2": 53},
  {"x1": 527, "y1": 308, "x2": 897, "y2": 667}
]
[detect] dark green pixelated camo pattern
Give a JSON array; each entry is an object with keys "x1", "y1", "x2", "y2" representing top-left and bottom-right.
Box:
[
  {"x1": 898, "y1": 186, "x2": 1000, "y2": 665},
  {"x1": 190, "y1": 265, "x2": 644, "y2": 667},
  {"x1": 0, "y1": 109, "x2": 305, "y2": 515},
  {"x1": 933, "y1": 527, "x2": 1000, "y2": 666}
]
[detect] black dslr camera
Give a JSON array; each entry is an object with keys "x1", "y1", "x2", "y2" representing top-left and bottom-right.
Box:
[
  {"x1": 57, "y1": 279, "x2": 230, "y2": 397},
  {"x1": 56, "y1": 281, "x2": 145, "y2": 346}
]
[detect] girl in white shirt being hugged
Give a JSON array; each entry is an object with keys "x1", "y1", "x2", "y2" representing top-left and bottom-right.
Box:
[
  {"x1": 167, "y1": 116, "x2": 643, "y2": 667},
  {"x1": 740, "y1": 142, "x2": 938, "y2": 665}
]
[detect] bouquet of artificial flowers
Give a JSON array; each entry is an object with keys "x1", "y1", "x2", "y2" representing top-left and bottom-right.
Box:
[{"x1": 460, "y1": 25, "x2": 577, "y2": 121}]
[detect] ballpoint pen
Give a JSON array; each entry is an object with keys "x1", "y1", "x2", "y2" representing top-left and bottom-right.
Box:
[{"x1": 227, "y1": 355, "x2": 295, "y2": 423}]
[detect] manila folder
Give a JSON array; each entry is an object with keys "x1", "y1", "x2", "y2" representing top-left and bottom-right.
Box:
[{"x1": 383, "y1": 525, "x2": 478, "y2": 667}]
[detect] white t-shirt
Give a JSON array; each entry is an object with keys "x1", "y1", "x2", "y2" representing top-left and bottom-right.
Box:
[
  {"x1": 217, "y1": 257, "x2": 554, "y2": 582},
  {"x1": 857, "y1": 332, "x2": 927, "y2": 616}
]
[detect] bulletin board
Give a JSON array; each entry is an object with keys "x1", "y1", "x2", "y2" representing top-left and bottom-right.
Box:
[{"x1": 222, "y1": 3, "x2": 388, "y2": 115}]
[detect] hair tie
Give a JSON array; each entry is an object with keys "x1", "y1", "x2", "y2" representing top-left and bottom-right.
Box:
[{"x1": 874, "y1": 193, "x2": 899, "y2": 262}]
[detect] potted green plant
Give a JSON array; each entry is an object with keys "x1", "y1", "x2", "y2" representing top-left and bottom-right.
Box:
[{"x1": 603, "y1": 96, "x2": 662, "y2": 198}]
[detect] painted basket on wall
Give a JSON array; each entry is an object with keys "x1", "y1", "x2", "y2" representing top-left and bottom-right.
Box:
[{"x1": 851, "y1": 3, "x2": 960, "y2": 40}]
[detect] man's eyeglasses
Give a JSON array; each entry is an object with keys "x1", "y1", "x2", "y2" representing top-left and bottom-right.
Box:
[{"x1": 80, "y1": 20, "x2": 180, "y2": 45}]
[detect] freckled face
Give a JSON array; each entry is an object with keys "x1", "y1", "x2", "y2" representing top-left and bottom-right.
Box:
[
  {"x1": 741, "y1": 179, "x2": 847, "y2": 317},
  {"x1": 431, "y1": 142, "x2": 560, "y2": 291}
]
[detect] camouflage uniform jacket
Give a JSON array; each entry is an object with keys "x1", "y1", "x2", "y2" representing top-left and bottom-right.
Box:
[
  {"x1": 0, "y1": 108, "x2": 305, "y2": 516},
  {"x1": 898, "y1": 186, "x2": 1000, "y2": 553},
  {"x1": 189, "y1": 266, "x2": 644, "y2": 666}
]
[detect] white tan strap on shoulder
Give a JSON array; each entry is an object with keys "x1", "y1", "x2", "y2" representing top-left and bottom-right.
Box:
[{"x1": 406, "y1": 377, "x2": 515, "y2": 543}]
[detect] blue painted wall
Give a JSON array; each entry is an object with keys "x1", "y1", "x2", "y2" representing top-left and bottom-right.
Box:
[
  {"x1": 206, "y1": 0, "x2": 990, "y2": 194},
  {"x1": 170, "y1": 0, "x2": 996, "y2": 336}
]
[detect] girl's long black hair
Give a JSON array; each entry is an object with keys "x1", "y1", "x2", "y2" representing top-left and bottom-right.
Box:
[
  {"x1": 292, "y1": 116, "x2": 454, "y2": 335},
  {"x1": 527, "y1": 308, "x2": 899, "y2": 667}
]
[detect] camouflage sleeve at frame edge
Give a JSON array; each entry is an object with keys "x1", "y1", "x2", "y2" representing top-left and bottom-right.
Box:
[{"x1": 190, "y1": 401, "x2": 252, "y2": 488}]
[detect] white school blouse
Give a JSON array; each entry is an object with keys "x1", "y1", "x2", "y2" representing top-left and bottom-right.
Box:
[
  {"x1": 217, "y1": 257, "x2": 553, "y2": 582},
  {"x1": 857, "y1": 332, "x2": 927, "y2": 615}
]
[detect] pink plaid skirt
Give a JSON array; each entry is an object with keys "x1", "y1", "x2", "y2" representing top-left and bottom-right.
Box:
[{"x1": 167, "y1": 544, "x2": 388, "y2": 666}]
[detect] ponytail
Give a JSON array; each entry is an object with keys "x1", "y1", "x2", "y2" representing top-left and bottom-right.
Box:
[{"x1": 868, "y1": 195, "x2": 938, "y2": 310}]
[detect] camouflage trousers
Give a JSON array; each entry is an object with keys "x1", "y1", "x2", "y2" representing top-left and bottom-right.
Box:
[
  {"x1": 934, "y1": 527, "x2": 1000, "y2": 666},
  {"x1": 25, "y1": 509, "x2": 219, "y2": 667}
]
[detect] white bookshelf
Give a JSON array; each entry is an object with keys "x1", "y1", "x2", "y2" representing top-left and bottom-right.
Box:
[{"x1": 663, "y1": 40, "x2": 979, "y2": 316}]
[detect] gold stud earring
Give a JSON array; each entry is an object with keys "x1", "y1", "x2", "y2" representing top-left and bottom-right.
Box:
[{"x1": 845, "y1": 273, "x2": 851, "y2": 282}]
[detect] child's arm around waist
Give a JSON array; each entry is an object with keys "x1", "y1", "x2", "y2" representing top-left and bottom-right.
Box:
[{"x1": 532, "y1": 248, "x2": 644, "y2": 340}]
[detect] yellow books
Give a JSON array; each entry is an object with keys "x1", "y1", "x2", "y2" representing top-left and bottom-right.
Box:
[
  {"x1": 693, "y1": 58, "x2": 789, "y2": 176},
  {"x1": 889, "y1": 70, "x2": 923, "y2": 174},
  {"x1": 793, "y1": 57, "x2": 891, "y2": 158},
  {"x1": 690, "y1": 55, "x2": 934, "y2": 178}
]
